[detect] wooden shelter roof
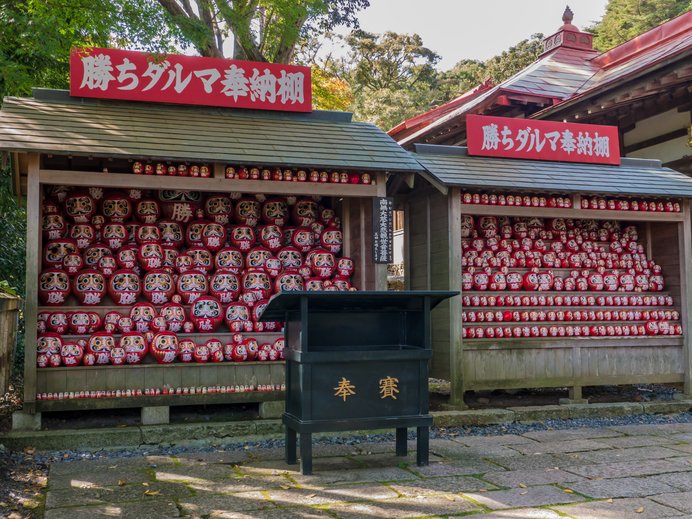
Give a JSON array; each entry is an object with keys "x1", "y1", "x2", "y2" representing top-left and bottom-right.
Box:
[
  {"x1": 0, "y1": 89, "x2": 422, "y2": 172},
  {"x1": 412, "y1": 144, "x2": 692, "y2": 197}
]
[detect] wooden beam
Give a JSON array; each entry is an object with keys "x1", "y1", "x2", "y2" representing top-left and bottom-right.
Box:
[
  {"x1": 624, "y1": 128, "x2": 688, "y2": 154},
  {"x1": 679, "y1": 199, "x2": 692, "y2": 395},
  {"x1": 447, "y1": 187, "x2": 464, "y2": 407},
  {"x1": 459, "y1": 203, "x2": 685, "y2": 222}
]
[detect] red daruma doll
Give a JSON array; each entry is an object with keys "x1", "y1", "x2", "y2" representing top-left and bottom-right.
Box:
[
  {"x1": 177, "y1": 270, "x2": 209, "y2": 304},
  {"x1": 234, "y1": 198, "x2": 261, "y2": 226},
  {"x1": 261, "y1": 198, "x2": 288, "y2": 226},
  {"x1": 60, "y1": 342, "x2": 84, "y2": 367},
  {"x1": 310, "y1": 249, "x2": 336, "y2": 278},
  {"x1": 108, "y1": 269, "x2": 141, "y2": 305},
  {"x1": 160, "y1": 302, "x2": 186, "y2": 333},
  {"x1": 130, "y1": 303, "x2": 157, "y2": 333},
  {"x1": 209, "y1": 270, "x2": 241, "y2": 304},
  {"x1": 225, "y1": 302, "x2": 253, "y2": 332},
  {"x1": 190, "y1": 296, "x2": 224, "y2": 332},
  {"x1": 36, "y1": 333, "x2": 62, "y2": 368},
  {"x1": 214, "y1": 247, "x2": 244, "y2": 274},
  {"x1": 87, "y1": 332, "x2": 114, "y2": 365},
  {"x1": 120, "y1": 333, "x2": 148, "y2": 364},
  {"x1": 39, "y1": 269, "x2": 71, "y2": 305},
  {"x1": 73, "y1": 269, "x2": 107, "y2": 305},
  {"x1": 150, "y1": 332, "x2": 178, "y2": 364},
  {"x1": 242, "y1": 269, "x2": 272, "y2": 300},
  {"x1": 142, "y1": 270, "x2": 175, "y2": 305}
]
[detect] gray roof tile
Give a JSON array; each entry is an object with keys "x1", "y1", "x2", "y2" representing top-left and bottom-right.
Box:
[
  {"x1": 412, "y1": 145, "x2": 692, "y2": 197},
  {"x1": 0, "y1": 91, "x2": 422, "y2": 172}
]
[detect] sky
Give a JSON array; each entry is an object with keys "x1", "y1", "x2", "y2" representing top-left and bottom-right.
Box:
[{"x1": 352, "y1": 0, "x2": 609, "y2": 69}]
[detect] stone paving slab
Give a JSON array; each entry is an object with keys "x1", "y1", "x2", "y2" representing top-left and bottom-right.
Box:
[
  {"x1": 646, "y1": 471, "x2": 692, "y2": 491},
  {"x1": 463, "y1": 484, "x2": 585, "y2": 509},
  {"x1": 292, "y1": 466, "x2": 418, "y2": 487},
  {"x1": 563, "y1": 458, "x2": 690, "y2": 479},
  {"x1": 449, "y1": 433, "x2": 538, "y2": 447},
  {"x1": 565, "y1": 475, "x2": 679, "y2": 498},
  {"x1": 576, "y1": 445, "x2": 687, "y2": 464},
  {"x1": 553, "y1": 497, "x2": 684, "y2": 519},
  {"x1": 45, "y1": 481, "x2": 192, "y2": 509},
  {"x1": 327, "y1": 494, "x2": 481, "y2": 518},
  {"x1": 48, "y1": 467, "x2": 153, "y2": 490},
  {"x1": 266, "y1": 482, "x2": 398, "y2": 506},
  {"x1": 487, "y1": 453, "x2": 590, "y2": 471},
  {"x1": 597, "y1": 434, "x2": 678, "y2": 448},
  {"x1": 669, "y1": 444, "x2": 692, "y2": 454},
  {"x1": 521, "y1": 428, "x2": 623, "y2": 442},
  {"x1": 430, "y1": 438, "x2": 522, "y2": 459},
  {"x1": 177, "y1": 491, "x2": 275, "y2": 516},
  {"x1": 650, "y1": 491, "x2": 692, "y2": 513},
  {"x1": 470, "y1": 508, "x2": 564, "y2": 518},
  {"x1": 407, "y1": 459, "x2": 501, "y2": 477},
  {"x1": 44, "y1": 500, "x2": 181, "y2": 518},
  {"x1": 509, "y1": 439, "x2": 613, "y2": 455},
  {"x1": 481, "y1": 468, "x2": 585, "y2": 487},
  {"x1": 387, "y1": 475, "x2": 498, "y2": 496}
]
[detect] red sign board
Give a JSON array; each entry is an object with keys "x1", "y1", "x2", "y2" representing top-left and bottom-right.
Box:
[
  {"x1": 70, "y1": 47, "x2": 312, "y2": 112},
  {"x1": 467, "y1": 115, "x2": 620, "y2": 165}
]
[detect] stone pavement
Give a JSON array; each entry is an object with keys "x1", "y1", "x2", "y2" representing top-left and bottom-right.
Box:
[{"x1": 42, "y1": 422, "x2": 692, "y2": 518}]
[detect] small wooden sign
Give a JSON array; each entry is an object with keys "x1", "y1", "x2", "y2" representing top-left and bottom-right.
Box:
[{"x1": 372, "y1": 197, "x2": 394, "y2": 264}]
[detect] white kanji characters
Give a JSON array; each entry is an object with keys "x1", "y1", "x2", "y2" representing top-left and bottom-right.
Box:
[
  {"x1": 561, "y1": 130, "x2": 577, "y2": 154},
  {"x1": 593, "y1": 133, "x2": 611, "y2": 158},
  {"x1": 142, "y1": 60, "x2": 170, "y2": 91},
  {"x1": 501, "y1": 126, "x2": 514, "y2": 150},
  {"x1": 80, "y1": 53, "x2": 115, "y2": 90},
  {"x1": 194, "y1": 68, "x2": 221, "y2": 93},
  {"x1": 515, "y1": 128, "x2": 531, "y2": 151},
  {"x1": 277, "y1": 70, "x2": 304, "y2": 104},
  {"x1": 221, "y1": 64, "x2": 249, "y2": 101},
  {"x1": 544, "y1": 131, "x2": 561, "y2": 152},
  {"x1": 162, "y1": 63, "x2": 193, "y2": 93},
  {"x1": 481, "y1": 123, "x2": 500, "y2": 151},
  {"x1": 577, "y1": 131, "x2": 594, "y2": 156},
  {"x1": 116, "y1": 58, "x2": 138, "y2": 90},
  {"x1": 250, "y1": 68, "x2": 277, "y2": 103},
  {"x1": 530, "y1": 129, "x2": 547, "y2": 152}
]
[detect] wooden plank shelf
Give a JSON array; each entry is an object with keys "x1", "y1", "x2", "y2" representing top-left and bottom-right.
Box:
[
  {"x1": 40, "y1": 169, "x2": 379, "y2": 198},
  {"x1": 35, "y1": 390, "x2": 284, "y2": 412},
  {"x1": 463, "y1": 336, "x2": 684, "y2": 350},
  {"x1": 56, "y1": 332, "x2": 282, "y2": 341},
  {"x1": 37, "y1": 359, "x2": 284, "y2": 372},
  {"x1": 459, "y1": 203, "x2": 685, "y2": 222}
]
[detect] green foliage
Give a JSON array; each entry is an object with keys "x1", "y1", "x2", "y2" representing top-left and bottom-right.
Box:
[
  {"x1": 483, "y1": 33, "x2": 543, "y2": 83},
  {"x1": 158, "y1": 0, "x2": 369, "y2": 63},
  {"x1": 0, "y1": 0, "x2": 181, "y2": 99},
  {"x1": 589, "y1": 0, "x2": 691, "y2": 50},
  {"x1": 0, "y1": 164, "x2": 25, "y2": 296}
]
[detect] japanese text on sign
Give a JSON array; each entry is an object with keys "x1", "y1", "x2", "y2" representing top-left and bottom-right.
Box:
[
  {"x1": 70, "y1": 48, "x2": 312, "y2": 112},
  {"x1": 466, "y1": 115, "x2": 620, "y2": 165},
  {"x1": 372, "y1": 197, "x2": 394, "y2": 264},
  {"x1": 333, "y1": 376, "x2": 400, "y2": 401}
]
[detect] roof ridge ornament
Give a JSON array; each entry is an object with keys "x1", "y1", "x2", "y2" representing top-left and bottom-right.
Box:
[{"x1": 563, "y1": 5, "x2": 574, "y2": 26}]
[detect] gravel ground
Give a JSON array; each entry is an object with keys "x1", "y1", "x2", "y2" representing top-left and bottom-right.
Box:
[{"x1": 0, "y1": 379, "x2": 690, "y2": 518}]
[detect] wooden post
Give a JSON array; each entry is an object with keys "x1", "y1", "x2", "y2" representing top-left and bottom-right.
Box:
[
  {"x1": 679, "y1": 199, "x2": 692, "y2": 395},
  {"x1": 448, "y1": 188, "x2": 464, "y2": 407},
  {"x1": 403, "y1": 200, "x2": 411, "y2": 290},
  {"x1": 23, "y1": 154, "x2": 40, "y2": 412}
]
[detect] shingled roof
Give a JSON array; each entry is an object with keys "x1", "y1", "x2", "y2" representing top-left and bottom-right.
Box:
[
  {"x1": 413, "y1": 144, "x2": 692, "y2": 197},
  {"x1": 0, "y1": 89, "x2": 422, "y2": 172}
]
